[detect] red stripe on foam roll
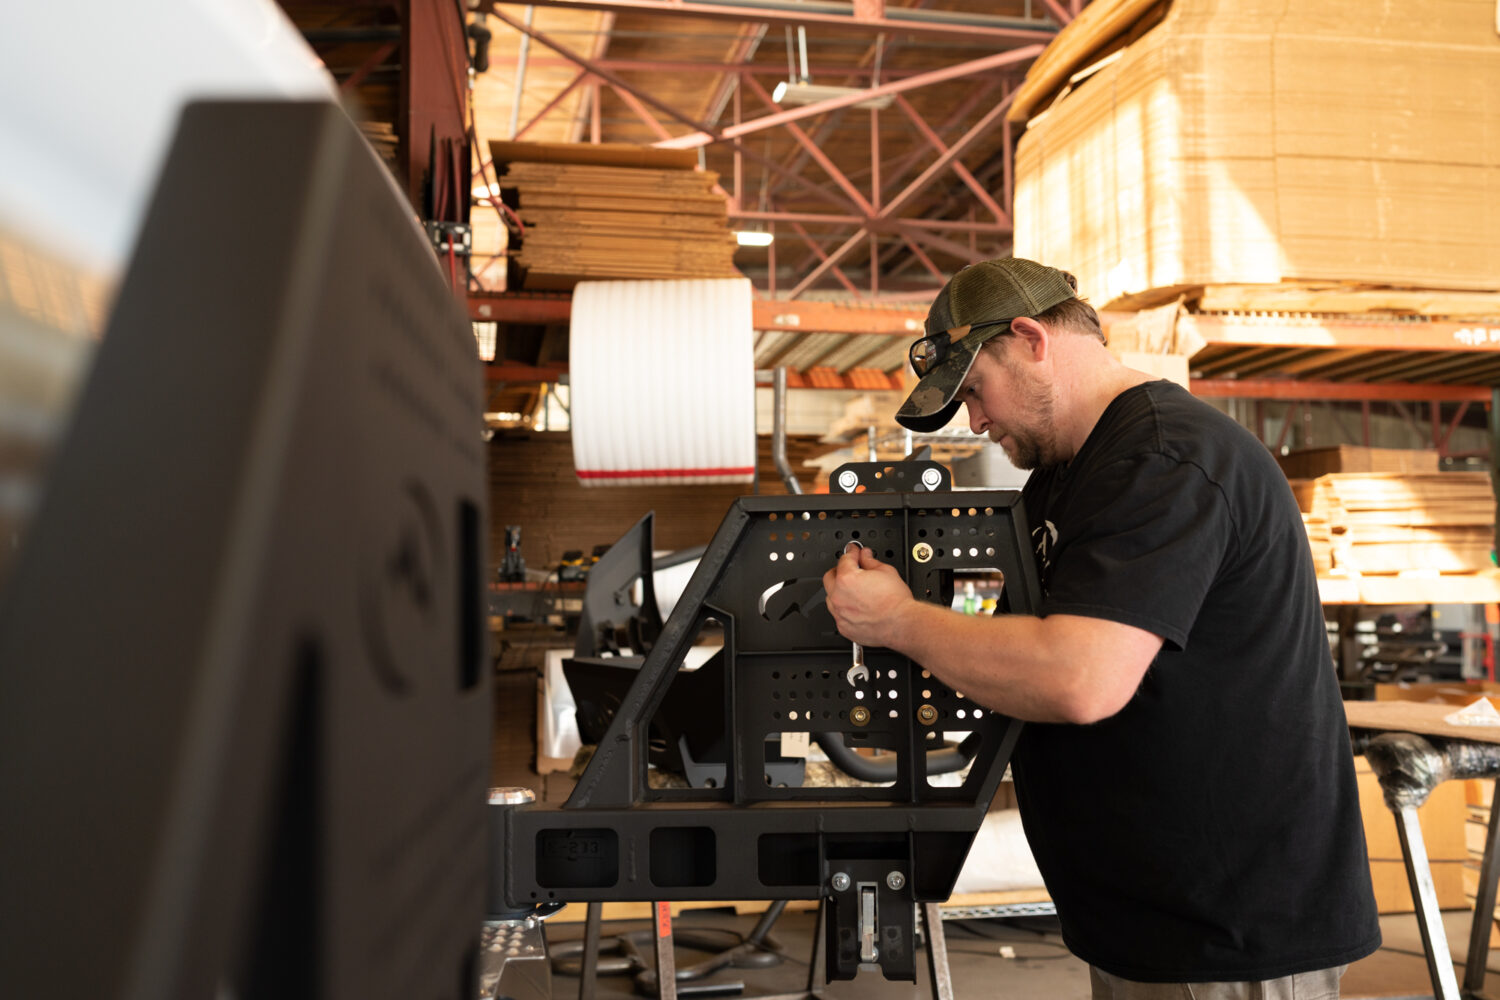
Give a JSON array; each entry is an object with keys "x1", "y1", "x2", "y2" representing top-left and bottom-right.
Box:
[{"x1": 576, "y1": 467, "x2": 756, "y2": 480}]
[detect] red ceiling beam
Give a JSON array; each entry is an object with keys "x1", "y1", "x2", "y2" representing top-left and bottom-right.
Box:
[
  {"x1": 895, "y1": 226, "x2": 989, "y2": 263},
  {"x1": 786, "y1": 86, "x2": 1022, "y2": 295},
  {"x1": 1190, "y1": 379, "x2": 1492, "y2": 403},
  {"x1": 469, "y1": 294, "x2": 930, "y2": 335},
  {"x1": 657, "y1": 45, "x2": 1045, "y2": 150},
  {"x1": 901, "y1": 235, "x2": 946, "y2": 284},
  {"x1": 514, "y1": 70, "x2": 589, "y2": 140},
  {"x1": 469, "y1": 294, "x2": 572, "y2": 323},
  {"x1": 339, "y1": 39, "x2": 398, "y2": 93},
  {"x1": 743, "y1": 76, "x2": 873, "y2": 216},
  {"x1": 760, "y1": 19, "x2": 922, "y2": 213},
  {"x1": 729, "y1": 210, "x2": 1011, "y2": 235},
  {"x1": 880, "y1": 89, "x2": 1019, "y2": 221},
  {"x1": 399, "y1": 0, "x2": 469, "y2": 214},
  {"x1": 487, "y1": 7, "x2": 715, "y2": 139},
  {"x1": 521, "y1": 56, "x2": 995, "y2": 80},
  {"x1": 892, "y1": 94, "x2": 1008, "y2": 226},
  {"x1": 789, "y1": 230, "x2": 870, "y2": 299},
  {"x1": 486, "y1": 362, "x2": 571, "y2": 383},
  {"x1": 477, "y1": 1, "x2": 1057, "y2": 45},
  {"x1": 607, "y1": 80, "x2": 675, "y2": 142},
  {"x1": 1035, "y1": 0, "x2": 1074, "y2": 27},
  {"x1": 788, "y1": 222, "x2": 864, "y2": 299}
]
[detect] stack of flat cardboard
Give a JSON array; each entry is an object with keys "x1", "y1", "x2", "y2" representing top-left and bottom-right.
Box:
[
  {"x1": 1292, "y1": 472, "x2": 1496, "y2": 575},
  {"x1": 1301, "y1": 512, "x2": 1333, "y2": 576},
  {"x1": 1277, "y1": 444, "x2": 1439, "y2": 481},
  {"x1": 1010, "y1": 0, "x2": 1500, "y2": 308},
  {"x1": 488, "y1": 141, "x2": 739, "y2": 290}
]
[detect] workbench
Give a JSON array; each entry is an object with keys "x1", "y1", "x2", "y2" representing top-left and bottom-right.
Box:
[{"x1": 1346, "y1": 700, "x2": 1500, "y2": 999}]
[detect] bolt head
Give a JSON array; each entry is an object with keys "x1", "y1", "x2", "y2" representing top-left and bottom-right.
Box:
[
  {"x1": 850, "y1": 706, "x2": 871, "y2": 726},
  {"x1": 886, "y1": 871, "x2": 906, "y2": 891},
  {"x1": 912, "y1": 542, "x2": 934, "y2": 563},
  {"x1": 831, "y1": 872, "x2": 851, "y2": 892},
  {"x1": 838, "y1": 470, "x2": 858, "y2": 490},
  {"x1": 917, "y1": 704, "x2": 938, "y2": 725},
  {"x1": 921, "y1": 468, "x2": 942, "y2": 487}
]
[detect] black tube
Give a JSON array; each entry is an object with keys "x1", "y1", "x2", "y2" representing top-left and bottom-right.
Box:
[
  {"x1": 812, "y1": 731, "x2": 974, "y2": 783},
  {"x1": 301, "y1": 27, "x2": 402, "y2": 43}
]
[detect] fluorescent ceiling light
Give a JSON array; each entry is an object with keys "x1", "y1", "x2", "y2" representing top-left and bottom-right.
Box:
[
  {"x1": 771, "y1": 80, "x2": 893, "y2": 111},
  {"x1": 735, "y1": 230, "x2": 774, "y2": 247}
]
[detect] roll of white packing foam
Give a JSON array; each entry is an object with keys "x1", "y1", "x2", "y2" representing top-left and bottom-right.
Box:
[{"x1": 570, "y1": 278, "x2": 756, "y2": 487}]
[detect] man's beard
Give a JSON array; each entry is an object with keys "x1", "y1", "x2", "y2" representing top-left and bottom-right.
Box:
[
  {"x1": 989, "y1": 364, "x2": 1057, "y2": 470},
  {"x1": 995, "y1": 425, "x2": 1048, "y2": 470}
]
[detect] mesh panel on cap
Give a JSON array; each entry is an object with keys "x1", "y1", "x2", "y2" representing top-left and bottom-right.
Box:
[
  {"x1": 924, "y1": 281, "x2": 957, "y2": 336},
  {"x1": 928, "y1": 258, "x2": 1074, "y2": 332}
]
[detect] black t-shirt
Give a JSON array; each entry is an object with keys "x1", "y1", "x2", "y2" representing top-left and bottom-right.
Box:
[{"x1": 1012, "y1": 379, "x2": 1380, "y2": 982}]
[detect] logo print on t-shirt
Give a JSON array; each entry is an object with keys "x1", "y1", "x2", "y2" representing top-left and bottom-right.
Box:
[{"x1": 1031, "y1": 519, "x2": 1058, "y2": 592}]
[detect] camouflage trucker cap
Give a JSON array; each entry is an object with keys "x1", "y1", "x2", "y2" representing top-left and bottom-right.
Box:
[{"x1": 895, "y1": 258, "x2": 1078, "y2": 432}]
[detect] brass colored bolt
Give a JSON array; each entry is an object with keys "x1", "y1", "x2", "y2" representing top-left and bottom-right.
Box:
[
  {"x1": 850, "y1": 705, "x2": 871, "y2": 726},
  {"x1": 917, "y1": 704, "x2": 938, "y2": 726},
  {"x1": 912, "y1": 542, "x2": 934, "y2": 563}
]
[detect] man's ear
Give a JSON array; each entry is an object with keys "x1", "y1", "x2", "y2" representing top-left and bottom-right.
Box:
[{"x1": 1009, "y1": 316, "x2": 1049, "y2": 362}]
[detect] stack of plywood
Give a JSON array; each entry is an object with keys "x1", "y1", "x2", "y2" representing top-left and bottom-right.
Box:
[
  {"x1": 1009, "y1": 0, "x2": 1500, "y2": 308},
  {"x1": 1291, "y1": 473, "x2": 1496, "y2": 575},
  {"x1": 488, "y1": 140, "x2": 739, "y2": 290}
]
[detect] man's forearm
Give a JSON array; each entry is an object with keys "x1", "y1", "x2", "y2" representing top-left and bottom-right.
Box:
[
  {"x1": 885, "y1": 601, "x2": 1089, "y2": 723},
  {"x1": 885, "y1": 601, "x2": 1158, "y2": 725}
]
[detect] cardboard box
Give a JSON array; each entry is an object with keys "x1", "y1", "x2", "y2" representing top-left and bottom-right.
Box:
[{"x1": 1371, "y1": 859, "x2": 1467, "y2": 914}]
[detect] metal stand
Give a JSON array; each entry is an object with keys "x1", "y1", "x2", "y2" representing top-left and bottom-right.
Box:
[
  {"x1": 655, "y1": 902, "x2": 679, "y2": 1000},
  {"x1": 920, "y1": 903, "x2": 955, "y2": 1000},
  {"x1": 1394, "y1": 805, "x2": 1464, "y2": 999},
  {"x1": 1366, "y1": 733, "x2": 1500, "y2": 1000},
  {"x1": 1465, "y1": 779, "x2": 1500, "y2": 998},
  {"x1": 579, "y1": 902, "x2": 604, "y2": 1000}
]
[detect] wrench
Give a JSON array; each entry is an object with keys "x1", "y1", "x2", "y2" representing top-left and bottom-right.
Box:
[{"x1": 842, "y1": 541, "x2": 870, "y2": 685}]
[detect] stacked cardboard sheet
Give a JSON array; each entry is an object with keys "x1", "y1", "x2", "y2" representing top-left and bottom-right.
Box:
[
  {"x1": 1010, "y1": 0, "x2": 1500, "y2": 308},
  {"x1": 1277, "y1": 444, "x2": 1439, "y2": 481},
  {"x1": 1301, "y1": 512, "x2": 1333, "y2": 576},
  {"x1": 488, "y1": 141, "x2": 739, "y2": 290},
  {"x1": 1291, "y1": 473, "x2": 1496, "y2": 575}
]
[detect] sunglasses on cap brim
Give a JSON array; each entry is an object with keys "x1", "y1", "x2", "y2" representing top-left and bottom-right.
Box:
[{"x1": 907, "y1": 320, "x2": 1012, "y2": 377}]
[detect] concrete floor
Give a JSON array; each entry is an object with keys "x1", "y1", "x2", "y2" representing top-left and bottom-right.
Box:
[{"x1": 537, "y1": 907, "x2": 1500, "y2": 1000}]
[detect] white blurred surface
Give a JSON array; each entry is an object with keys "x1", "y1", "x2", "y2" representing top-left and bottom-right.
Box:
[{"x1": 0, "y1": 0, "x2": 334, "y2": 278}]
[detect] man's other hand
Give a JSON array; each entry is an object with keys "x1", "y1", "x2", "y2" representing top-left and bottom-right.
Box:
[{"x1": 822, "y1": 546, "x2": 915, "y2": 649}]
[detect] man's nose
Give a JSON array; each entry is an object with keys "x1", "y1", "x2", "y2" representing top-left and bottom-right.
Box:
[{"x1": 966, "y1": 402, "x2": 988, "y2": 435}]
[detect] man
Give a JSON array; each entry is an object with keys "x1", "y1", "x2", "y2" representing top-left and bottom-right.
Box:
[{"x1": 822, "y1": 258, "x2": 1379, "y2": 998}]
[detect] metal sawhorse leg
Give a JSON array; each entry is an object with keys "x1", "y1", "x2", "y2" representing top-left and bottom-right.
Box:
[{"x1": 1367, "y1": 733, "x2": 1500, "y2": 999}]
